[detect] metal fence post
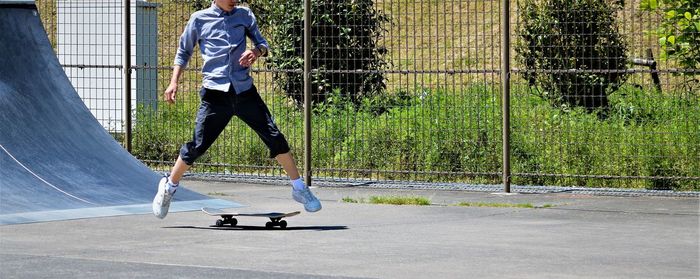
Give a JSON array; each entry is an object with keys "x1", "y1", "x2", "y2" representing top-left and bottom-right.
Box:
[
  {"x1": 501, "y1": 0, "x2": 511, "y2": 192},
  {"x1": 303, "y1": 0, "x2": 312, "y2": 186},
  {"x1": 122, "y1": 0, "x2": 132, "y2": 152}
]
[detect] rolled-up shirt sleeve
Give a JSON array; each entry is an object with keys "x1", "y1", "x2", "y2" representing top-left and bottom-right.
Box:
[
  {"x1": 245, "y1": 9, "x2": 269, "y2": 56},
  {"x1": 174, "y1": 16, "x2": 198, "y2": 67}
]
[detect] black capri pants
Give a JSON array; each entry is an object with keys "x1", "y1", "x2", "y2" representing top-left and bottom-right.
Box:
[{"x1": 179, "y1": 85, "x2": 290, "y2": 165}]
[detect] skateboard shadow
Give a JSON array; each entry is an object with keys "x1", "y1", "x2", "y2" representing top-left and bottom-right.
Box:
[{"x1": 164, "y1": 225, "x2": 348, "y2": 231}]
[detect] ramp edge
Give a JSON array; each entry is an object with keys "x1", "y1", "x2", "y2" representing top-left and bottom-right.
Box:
[
  {"x1": 0, "y1": 199, "x2": 244, "y2": 225},
  {"x1": 0, "y1": 1, "x2": 35, "y2": 5}
]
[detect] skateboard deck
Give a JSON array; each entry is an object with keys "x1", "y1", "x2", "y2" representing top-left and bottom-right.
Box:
[{"x1": 202, "y1": 207, "x2": 300, "y2": 229}]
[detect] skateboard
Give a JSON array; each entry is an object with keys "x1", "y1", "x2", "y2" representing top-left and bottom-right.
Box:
[{"x1": 201, "y1": 207, "x2": 300, "y2": 229}]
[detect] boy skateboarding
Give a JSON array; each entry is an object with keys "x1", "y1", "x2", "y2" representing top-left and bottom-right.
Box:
[{"x1": 152, "y1": 0, "x2": 321, "y2": 219}]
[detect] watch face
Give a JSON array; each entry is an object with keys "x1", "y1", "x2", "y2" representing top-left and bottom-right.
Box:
[{"x1": 257, "y1": 46, "x2": 267, "y2": 56}]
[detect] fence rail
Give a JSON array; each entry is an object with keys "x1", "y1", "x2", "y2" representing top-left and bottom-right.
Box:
[{"x1": 35, "y1": 0, "x2": 699, "y2": 191}]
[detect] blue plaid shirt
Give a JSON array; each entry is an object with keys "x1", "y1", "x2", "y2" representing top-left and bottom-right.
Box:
[{"x1": 174, "y1": 3, "x2": 269, "y2": 93}]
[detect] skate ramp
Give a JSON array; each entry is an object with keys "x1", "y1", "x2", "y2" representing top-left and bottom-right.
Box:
[{"x1": 0, "y1": 1, "x2": 239, "y2": 225}]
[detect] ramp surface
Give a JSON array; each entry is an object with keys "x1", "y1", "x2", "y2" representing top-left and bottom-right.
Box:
[{"x1": 0, "y1": 2, "x2": 238, "y2": 225}]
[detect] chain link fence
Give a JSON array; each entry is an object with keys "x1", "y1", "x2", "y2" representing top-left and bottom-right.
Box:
[{"x1": 35, "y1": 0, "x2": 699, "y2": 190}]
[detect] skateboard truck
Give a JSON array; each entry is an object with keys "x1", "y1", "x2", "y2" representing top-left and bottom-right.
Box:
[
  {"x1": 215, "y1": 216, "x2": 238, "y2": 227},
  {"x1": 265, "y1": 217, "x2": 287, "y2": 229}
]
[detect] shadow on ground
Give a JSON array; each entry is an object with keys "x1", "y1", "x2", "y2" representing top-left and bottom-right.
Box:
[{"x1": 163, "y1": 225, "x2": 349, "y2": 231}]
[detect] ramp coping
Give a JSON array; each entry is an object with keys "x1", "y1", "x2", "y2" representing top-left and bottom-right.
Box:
[{"x1": 0, "y1": 1, "x2": 35, "y2": 5}]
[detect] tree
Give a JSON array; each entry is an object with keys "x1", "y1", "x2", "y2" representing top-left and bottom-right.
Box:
[
  {"x1": 249, "y1": 0, "x2": 390, "y2": 106},
  {"x1": 516, "y1": 0, "x2": 630, "y2": 112},
  {"x1": 641, "y1": 0, "x2": 699, "y2": 89}
]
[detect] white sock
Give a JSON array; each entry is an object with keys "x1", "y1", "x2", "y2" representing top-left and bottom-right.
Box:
[
  {"x1": 166, "y1": 177, "x2": 179, "y2": 194},
  {"x1": 291, "y1": 178, "x2": 306, "y2": 190}
]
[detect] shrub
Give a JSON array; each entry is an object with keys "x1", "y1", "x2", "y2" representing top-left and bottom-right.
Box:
[
  {"x1": 516, "y1": 0, "x2": 630, "y2": 113},
  {"x1": 249, "y1": 0, "x2": 390, "y2": 106},
  {"x1": 640, "y1": 0, "x2": 699, "y2": 90}
]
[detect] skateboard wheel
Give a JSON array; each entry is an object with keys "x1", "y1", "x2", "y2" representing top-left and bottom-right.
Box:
[
  {"x1": 215, "y1": 219, "x2": 224, "y2": 227},
  {"x1": 279, "y1": 220, "x2": 287, "y2": 229},
  {"x1": 265, "y1": 222, "x2": 274, "y2": 229}
]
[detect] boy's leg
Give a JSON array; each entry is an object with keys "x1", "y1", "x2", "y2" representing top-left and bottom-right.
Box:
[
  {"x1": 169, "y1": 156, "x2": 191, "y2": 185},
  {"x1": 235, "y1": 87, "x2": 321, "y2": 212},
  {"x1": 155, "y1": 157, "x2": 189, "y2": 207},
  {"x1": 275, "y1": 152, "x2": 320, "y2": 211},
  {"x1": 153, "y1": 87, "x2": 236, "y2": 219},
  {"x1": 178, "y1": 88, "x2": 237, "y2": 167},
  {"x1": 275, "y1": 152, "x2": 300, "y2": 180}
]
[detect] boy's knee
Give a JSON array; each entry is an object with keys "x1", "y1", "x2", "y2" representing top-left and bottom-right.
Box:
[
  {"x1": 267, "y1": 136, "x2": 290, "y2": 158},
  {"x1": 179, "y1": 143, "x2": 202, "y2": 165}
]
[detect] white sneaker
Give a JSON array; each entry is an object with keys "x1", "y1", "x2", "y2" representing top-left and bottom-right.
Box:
[
  {"x1": 292, "y1": 187, "x2": 322, "y2": 212},
  {"x1": 152, "y1": 177, "x2": 175, "y2": 219}
]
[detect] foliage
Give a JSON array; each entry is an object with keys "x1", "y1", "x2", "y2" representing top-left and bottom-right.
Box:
[
  {"x1": 516, "y1": 0, "x2": 630, "y2": 113},
  {"x1": 455, "y1": 202, "x2": 542, "y2": 208},
  {"x1": 132, "y1": 104, "x2": 184, "y2": 163},
  {"x1": 509, "y1": 84, "x2": 699, "y2": 190},
  {"x1": 640, "y1": 0, "x2": 700, "y2": 88},
  {"x1": 133, "y1": 85, "x2": 700, "y2": 191},
  {"x1": 367, "y1": 196, "x2": 431, "y2": 206},
  {"x1": 248, "y1": 0, "x2": 390, "y2": 106}
]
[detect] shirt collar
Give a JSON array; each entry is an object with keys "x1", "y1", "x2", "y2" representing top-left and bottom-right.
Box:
[{"x1": 210, "y1": 2, "x2": 235, "y2": 16}]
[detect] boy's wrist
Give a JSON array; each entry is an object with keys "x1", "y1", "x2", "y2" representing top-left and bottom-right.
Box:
[{"x1": 252, "y1": 45, "x2": 268, "y2": 57}]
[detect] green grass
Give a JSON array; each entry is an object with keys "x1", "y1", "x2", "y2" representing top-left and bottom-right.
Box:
[
  {"x1": 207, "y1": 192, "x2": 230, "y2": 197},
  {"x1": 454, "y1": 202, "x2": 554, "y2": 208},
  {"x1": 369, "y1": 196, "x2": 432, "y2": 205},
  {"x1": 33, "y1": 0, "x2": 698, "y2": 190},
  {"x1": 342, "y1": 197, "x2": 360, "y2": 203},
  {"x1": 342, "y1": 197, "x2": 555, "y2": 208},
  {"x1": 342, "y1": 196, "x2": 431, "y2": 206},
  {"x1": 133, "y1": 83, "x2": 700, "y2": 190}
]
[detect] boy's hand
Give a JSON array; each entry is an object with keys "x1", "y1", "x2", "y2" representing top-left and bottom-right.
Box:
[
  {"x1": 239, "y1": 49, "x2": 258, "y2": 67},
  {"x1": 164, "y1": 82, "x2": 178, "y2": 104}
]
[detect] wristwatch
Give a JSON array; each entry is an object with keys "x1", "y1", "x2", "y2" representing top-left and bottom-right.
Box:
[{"x1": 254, "y1": 45, "x2": 268, "y2": 57}]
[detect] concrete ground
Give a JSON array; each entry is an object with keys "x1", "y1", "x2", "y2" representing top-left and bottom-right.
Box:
[{"x1": 1, "y1": 180, "x2": 698, "y2": 279}]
